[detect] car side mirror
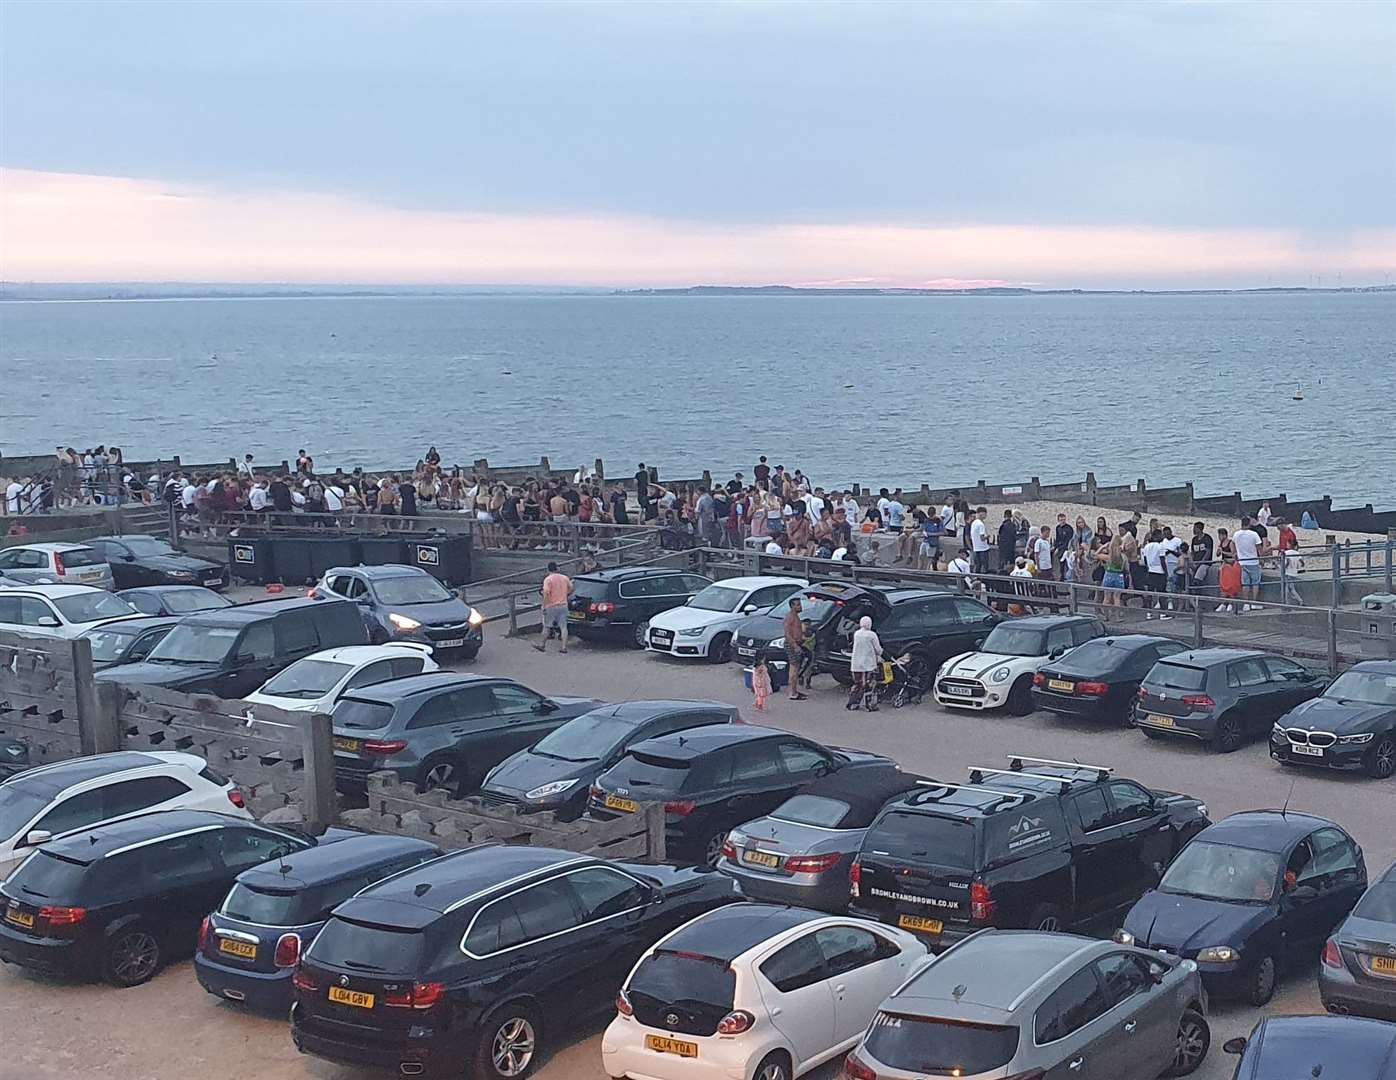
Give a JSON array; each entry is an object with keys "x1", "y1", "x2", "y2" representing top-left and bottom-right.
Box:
[
  {"x1": 231, "y1": 652, "x2": 255, "y2": 667},
  {"x1": 24, "y1": 829, "x2": 52, "y2": 847},
  {"x1": 534, "y1": 700, "x2": 558, "y2": 714},
  {"x1": 123, "y1": 554, "x2": 136, "y2": 562},
  {"x1": 1222, "y1": 1037, "x2": 1247, "y2": 1056},
  {"x1": 36, "y1": 616, "x2": 60, "y2": 628},
  {"x1": 743, "y1": 604, "x2": 758, "y2": 614},
  {"x1": 1049, "y1": 648, "x2": 1064, "y2": 660}
]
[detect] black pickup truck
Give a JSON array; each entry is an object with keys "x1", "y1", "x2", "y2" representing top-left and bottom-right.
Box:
[{"x1": 849, "y1": 755, "x2": 1209, "y2": 947}]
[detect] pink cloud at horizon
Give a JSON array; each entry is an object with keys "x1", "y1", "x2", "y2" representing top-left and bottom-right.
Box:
[{"x1": 2, "y1": 168, "x2": 1392, "y2": 288}]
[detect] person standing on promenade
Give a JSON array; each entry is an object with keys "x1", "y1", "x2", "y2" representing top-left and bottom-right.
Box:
[
  {"x1": 634, "y1": 464, "x2": 650, "y2": 519},
  {"x1": 1100, "y1": 535, "x2": 1127, "y2": 606},
  {"x1": 1257, "y1": 501, "x2": 1273, "y2": 528},
  {"x1": 608, "y1": 483, "x2": 629, "y2": 526},
  {"x1": 847, "y1": 616, "x2": 883, "y2": 711},
  {"x1": 1053, "y1": 513, "x2": 1074, "y2": 580},
  {"x1": 753, "y1": 456, "x2": 770, "y2": 486},
  {"x1": 1233, "y1": 516, "x2": 1265, "y2": 609},
  {"x1": 782, "y1": 597, "x2": 808, "y2": 702},
  {"x1": 830, "y1": 506, "x2": 853, "y2": 551},
  {"x1": 995, "y1": 509, "x2": 1016, "y2": 573},
  {"x1": 535, "y1": 562, "x2": 574, "y2": 654},
  {"x1": 1031, "y1": 525, "x2": 1054, "y2": 580},
  {"x1": 969, "y1": 507, "x2": 992, "y2": 574}
]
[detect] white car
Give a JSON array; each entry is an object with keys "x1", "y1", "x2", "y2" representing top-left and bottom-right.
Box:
[
  {"x1": 647, "y1": 576, "x2": 806, "y2": 661},
  {"x1": 933, "y1": 615, "x2": 1106, "y2": 715},
  {"x1": 0, "y1": 583, "x2": 139, "y2": 640},
  {"x1": 603, "y1": 903, "x2": 927, "y2": 1080},
  {"x1": 0, "y1": 750, "x2": 250, "y2": 877},
  {"x1": 0, "y1": 542, "x2": 115, "y2": 589},
  {"x1": 242, "y1": 643, "x2": 438, "y2": 718}
]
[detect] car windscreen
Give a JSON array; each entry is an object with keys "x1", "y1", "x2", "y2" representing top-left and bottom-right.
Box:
[
  {"x1": 0, "y1": 783, "x2": 52, "y2": 841},
  {"x1": 147, "y1": 623, "x2": 240, "y2": 663},
  {"x1": 372, "y1": 576, "x2": 455, "y2": 605},
  {"x1": 82, "y1": 624, "x2": 141, "y2": 662},
  {"x1": 862, "y1": 1012, "x2": 1019, "y2": 1076},
  {"x1": 308, "y1": 916, "x2": 423, "y2": 974},
  {"x1": 1353, "y1": 882, "x2": 1396, "y2": 922},
  {"x1": 262, "y1": 659, "x2": 353, "y2": 698},
  {"x1": 772, "y1": 794, "x2": 853, "y2": 828},
  {"x1": 332, "y1": 698, "x2": 397, "y2": 731},
  {"x1": 1324, "y1": 670, "x2": 1396, "y2": 707},
  {"x1": 1160, "y1": 841, "x2": 1282, "y2": 903},
  {"x1": 980, "y1": 625, "x2": 1047, "y2": 657},
  {"x1": 607, "y1": 752, "x2": 690, "y2": 794},
  {"x1": 796, "y1": 598, "x2": 840, "y2": 625},
  {"x1": 122, "y1": 537, "x2": 178, "y2": 557},
  {"x1": 628, "y1": 950, "x2": 735, "y2": 1016},
  {"x1": 7, "y1": 851, "x2": 90, "y2": 901},
  {"x1": 1054, "y1": 639, "x2": 1131, "y2": 672},
  {"x1": 161, "y1": 589, "x2": 230, "y2": 613},
  {"x1": 1149, "y1": 662, "x2": 1208, "y2": 691},
  {"x1": 865, "y1": 811, "x2": 976, "y2": 869},
  {"x1": 222, "y1": 882, "x2": 313, "y2": 925},
  {"x1": 59, "y1": 548, "x2": 105, "y2": 568},
  {"x1": 571, "y1": 578, "x2": 612, "y2": 601},
  {"x1": 688, "y1": 585, "x2": 745, "y2": 613},
  {"x1": 51, "y1": 591, "x2": 136, "y2": 625},
  {"x1": 532, "y1": 712, "x2": 634, "y2": 762}
]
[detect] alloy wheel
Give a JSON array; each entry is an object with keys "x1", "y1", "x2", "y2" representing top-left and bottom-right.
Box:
[
  {"x1": 632, "y1": 621, "x2": 650, "y2": 649},
  {"x1": 757, "y1": 1062, "x2": 789, "y2": 1080},
  {"x1": 423, "y1": 762, "x2": 456, "y2": 789},
  {"x1": 1037, "y1": 914, "x2": 1060, "y2": 932},
  {"x1": 111, "y1": 931, "x2": 159, "y2": 984},
  {"x1": 704, "y1": 832, "x2": 728, "y2": 868},
  {"x1": 492, "y1": 1017, "x2": 537, "y2": 1078},
  {"x1": 1173, "y1": 1013, "x2": 1208, "y2": 1073},
  {"x1": 1371, "y1": 736, "x2": 1396, "y2": 779}
]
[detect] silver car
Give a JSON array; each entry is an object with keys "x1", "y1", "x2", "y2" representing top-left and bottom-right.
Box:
[
  {"x1": 845, "y1": 930, "x2": 1210, "y2": 1080},
  {"x1": 1320, "y1": 859, "x2": 1396, "y2": 1020},
  {"x1": 0, "y1": 543, "x2": 115, "y2": 589}
]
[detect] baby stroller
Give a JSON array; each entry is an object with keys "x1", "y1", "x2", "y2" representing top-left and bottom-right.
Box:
[{"x1": 877, "y1": 653, "x2": 927, "y2": 708}]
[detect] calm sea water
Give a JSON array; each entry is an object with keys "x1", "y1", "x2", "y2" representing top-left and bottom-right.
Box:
[{"x1": 2, "y1": 293, "x2": 1392, "y2": 503}]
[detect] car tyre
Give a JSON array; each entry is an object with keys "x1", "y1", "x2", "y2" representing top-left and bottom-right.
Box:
[
  {"x1": 1006, "y1": 676, "x2": 1035, "y2": 716},
  {"x1": 703, "y1": 830, "x2": 729, "y2": 869},
  {"x1": 1163, "y1": 1008, "x2": 1211, "y2": 1077},
  {"x1": 708, "y1": 632, "x2": 733, "y2": 664},
  {"x1": 753, "y1": 1050, "x2": 792, "y2": 1080},
  {"x1": 1027, "y1": 903, "x2": 1065, "y2": 932},
  {"x1": 1365, "y1": 734, "x2": 1396, "y2": 779},
  {"x1": 630, "y1": 620, "x2": 650, "y2": 650},
  {"x1": 831, "y1": 669, "x2": 853, "y2": 687},
  {"x1": 418, "y1": 756, "x2": 467, "y2": 798},
  {"x1": 103, "y1": 926, "x2": 162, "y2": 987},
  {"x1": 1212, "y1": 714, "x2": 1244, "y2": 753},
  {"x1": 474, "y1": 1001, "x2": 542, "y2": 1080},
  {"x1": 1246, "y1": 953, "x2": 1277, "y2": 1006}
]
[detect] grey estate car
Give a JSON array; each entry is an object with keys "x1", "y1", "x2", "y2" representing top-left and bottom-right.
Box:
[
  {"x1": 1320, "y1": 859, "x2": 1396, "y2": 1020},
  {"x1": 844, "y1": 930, "x2": 1210, "y2": 1080}
]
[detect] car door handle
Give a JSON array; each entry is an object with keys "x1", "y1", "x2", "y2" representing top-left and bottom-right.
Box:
[
  {"x1": 1124, "y1": 1021, "x2": 1137, "y2": 1033},
  {"x1": 770, "y1": 1007, "x2": 783, "y2": 1017},
  {"x1": 834, "y1": 984, "x2": 846, "y2": 993},
  {"x1": 1069, "y1": 1058, "x2": 1086, "y2": 1072}
]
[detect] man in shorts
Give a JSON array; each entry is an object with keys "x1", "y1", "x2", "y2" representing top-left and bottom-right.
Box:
[
  {"x1": 535, "y1": 562, "x2": 574, "y2": 653},
  {"x1": 783, "y1": 597, "x2": 808, "y2": 701},
  {"x1": 1232, "y1": 516, "x2": 1265, "y2": 609}
]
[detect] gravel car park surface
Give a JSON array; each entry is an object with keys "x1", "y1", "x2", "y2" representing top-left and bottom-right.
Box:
[{"x1": 5, "y1": 627, "x2": 1394, "y2": 1080}]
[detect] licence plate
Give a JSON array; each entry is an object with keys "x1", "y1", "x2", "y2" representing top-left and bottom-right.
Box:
[
  {"x1": 1144, "y1": 714, "x2": 1176, "y2": 728},
  {"x1": 604, "y1": 794, "x2": 638, "y2": 813},
  {"x1": 1293, "y1": 744, "x2": 1324, "y2": 757},
  {"x1": 436, "y1": 637, "x2": 465, "y2": 648},
  {"x1": 1048, "y1": 679, "x2": 1075, "y2": 692},
  {"x1": 568, "y1": 611, "x2": 585, "y2": 621},
  {"x1": 204, "y1": 578, "x2": 223, "y2": 587},
  {"x1": 218, "y1": 938, "x2": 257, "y2": 959},
  {"x1": 737, "y1": 646, "x2": 756, "y2": 658},
  {"x1": 944, "y1": 685, "x2": 974, "y2": 697},
  {"x1": 333, "y1": 736, "x2": 361, "y2": 752},
  {"x1": 898, "y1": 914, "x2": 944, "y2": 935},
  {"x1": 645, "y1": 1035, "x2": 698, "y2": 1058},
  {"x1": 328, "y1": 986, "x2": 375, "y2": 1009},
  {"x1": 80, "y1": 571, "x2": 102, "y2": 580},
  {"x1": 4, "y1": 906, "x2": 34, "y2": 929},
  {"x1": 742, "y1": 850, "x2": 780, "y2": 868},
  {"x1": 1371, "y1": 955, "x2": 1396, "y2": 976},
  {"x1": 651, "y1": 631, "x2": 673, "y2": 641}
]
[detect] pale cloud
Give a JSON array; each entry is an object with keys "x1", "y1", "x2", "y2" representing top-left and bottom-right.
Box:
[{"x1": 2, "y1": 168, "x2": 1392, "y2": 289}]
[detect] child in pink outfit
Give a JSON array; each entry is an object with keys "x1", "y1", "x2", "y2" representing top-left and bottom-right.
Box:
[{"x1": 751, "y1": 660, "x2": 773, "y2": 712}]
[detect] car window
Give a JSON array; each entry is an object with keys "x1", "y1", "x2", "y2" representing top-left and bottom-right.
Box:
[
  {"x1": 1046, "y1": 626, "x2": 1075, "y2": 654},
  {"x1": 0, "y1": 596, "x2": 20, "y2": 624},
  {"x1": 618, "y1": 576, "x2": 656, "y2": 599},
  {"x1": 1304, "y1": 828, "x2": 1361, "y2": 884},
  {"x1": 345, "y1": 660, "x2": 396, "y2": 690},
  {"x1": 1157, "y1": 641, "x2": 1187, "y2": 659},
  {"x1": 1070, "y1": 787, "x2": 1112, "y2": 833},
  {"x1": 237, "y1": 622, "x2": 277, "y2": 662},
  {"x1": 389, "y1": 656, "x2": 426, "y2": 678},
  {"x1": 564, "y1": 867, "x2": 648, "y2": 921},
  {"x1": 408, "y1": 686, "x2": 493, "y2": 729},
  {"x1": 746, "y1": 586, "x2": 785, "y2": 610},
  {"x1": 509, "y1": 877, "x2": 583, "y2": 941},
  {"x1": 142, "y1": 833, "x2": 217, "y2": 885},
  {"x1": 0, "y1": 550, "x2": 20, "y2": 569},
  {"x1": 759, "y1": 932, "x2": 829, "y2": 993},
  {"x1": 1034, "y1": 965, "x2": 1110, "y2": 1044},
  {"x1": 688, "y1": 750, "x2": 734, "y2": 789},
  {"x1": 917, "y1": 599, "x2": 958, "y2": 629},
  {"x1": 1285, "y1": 839, "x2": 1315, "y2": 885},
  {"x1": 775, "y1": 739, "x2": 833, "y2": 777},
  {"x1": 1094, "y1": 953, "x2": 1151, "y2": 1005},
  {"x1": 491, "y1": 683, "x2": 544, "y2": 717},
  {"x1": 816, "y1": 925, "x2": 897, "y2": 976},
  {"x1": 681, "y1": 576, "x2": 711, "y2": 593},
  {"x1": 16, "y1": 550, "x2": 48, "y2": 569},
  {"x1": 1263, "y1": 657, "x2": 1310, "y2": 682},
  {"x1": 1107, "y1": 781, "x2": 1154, "y2": 824},
  {"x1": 34, "y1": 788, "x2": 107, "y2": 836},
  {"x1": 652, "y1": 575, "x2": 691, "y2": 596},
  {"x1": 1227, "y1": 659, "x2": 1269, "y2": 688},
  {"x1": 128, "y1": 593, "x2": 162, "y2": 615},
  {"x1": 214, "y1": 827, "x2": 301, "y2": 873},
  {"x1": 952, "y1": 598, "x2": 991, "y2": 623},
  {"x1": 464, "y1": 897, "x2": 528, "y2": 955},
  {"x1": 344, "y1": 577, "x2": 368, "y2": 599},
  {"x1": 102, "y1": 776, "x2": 192, "y2": 818},
  {"x1": 19, "y1": 597, "x2": 57, "y2": 626},
  {"x1": 127, "y1": 627, "x2": 169, "y2": 661},
  {"x1": 276, "y1": 611, "x2": 320, "y2": 655},
  {"x1": 1072, "y1": 621, "x2": 1104, "y2": 646},
  {"x1": 728, "y1": 740, "x2": 785, "y2": 782},
  {"x1": 323, "y1": 575, "x2": 351, "y2": 597}
]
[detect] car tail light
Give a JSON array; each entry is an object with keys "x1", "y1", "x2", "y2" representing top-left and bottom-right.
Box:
[
  {"x1": 970, "y1": 880, "x2": 997, "y2": 923},
  {"x1": 589, "y1": 785, "x2": 604, "y2": 802},
  {"x1": 716, "y1": 1010, "x2": 755, "y2": 1035},
  {"x1": 1322, "y1": 937, "x2": 1343, "y2": 969},
  {"x1": 849, "y1": 859, "x2": 861, "y2": 899},
  {"x1": 1182, "y1": 694, "x2": 1216, "y2": 710},
  {"x1": 274, "y1": 933, "x2": 301, "y2": 968},
  {"x1": 291, "y1": 966, "x2": 319, "y2": 992},
  {"x1": 784, "y1": 853, "x2": 843, "y2": 874},
  {"x1": 1032, "y1": 672, "x2": 1045, "y2": 687},
  {"x1": 589, "y1": 601, "x2": 615, "y2": 615},
  {"x1": 615, "y1": 990, "x2": 634, "y2": 1017},
  {"x1": 382, "y1": 981, "x2": 446, "y2": 1009},
  {"x1": 1077, "y1": 681, "x2": 1109, "y2": 695},
  {"x1": 53, "y1": 552, "x2": 66, "y2": 577},
  {"x1": 663, "y1": 800, "x2": 696, "y2": 816},
  {"x1": 843, "y1": 1053, "x2": 878, "y2": 1080},
  {"x1": 226, "y1": 788, "x2": 246, "y2": 809},
  {"x1": 1138, "y1": 687, "x2": 1149, "y2": 699},
  {"x1": 720, "y1": 838, "x2": 737, "y2": 861},
  {"x1": 363, "y1": 739, "x2": 408, "y2": 755},
  {"x1": 198, "y1": 917, "x2": 211, "y2": 951},
  {"x1": 37, "y1": 905, "x2": 86, "y2": 929}
]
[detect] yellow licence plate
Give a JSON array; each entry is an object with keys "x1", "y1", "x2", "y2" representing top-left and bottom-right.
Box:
[
  {"x1": 328, "y1": 986, "x2": 375, "y2": 1009},
  {"x1": 218, "y1": 938, "x2": 257, "y2": 959},
  {"x1": 1048, "y1": 679, "x2": 1075, "y2": 692},
  {"x1": 645, "y1": 1035, "x2": 698, "y2": 1058},
  {"x1": 4, "y1": 908, "x2": 34, "y2": 928},
  {"x1": 898, "y1": 915, "x2": 944, "y2": 935},
  {"x1": 333, "y1": 737, "x2": 361, "y2": 752},
  {"x1": 1145, "y1": 714, "x2": 1176, "y2": 728},
  {"x1": 604, "y1": 794, "x2": 638, "y2": 813},
  {"x1": 742, "y1": 850, "x2": 780, "y2": 868},
  {"x1": 1372, "y1": 955, "x2": 1396, "y2": 976}
]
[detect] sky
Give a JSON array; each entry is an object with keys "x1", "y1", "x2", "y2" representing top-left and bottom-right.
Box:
[{"x1": 1, "y1": 0, "x2": 1394, "y2": 289}]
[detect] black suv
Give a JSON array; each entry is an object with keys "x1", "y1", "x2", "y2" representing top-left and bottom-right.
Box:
[
  {"x1": 588, "y1": 724, "x2": 897, "y2": 867},
  {"x1": 566, "y1": 566, "x2": 713, "y2": 649},
  {"x1": 290, "y1": 844, "x2": 739, "y2": 1080},
  {"x1": 849, "y1": 755, "x2": 1209, "y2": 948},
  {"x1": 330, "y1": 672, "x2": 603, "y2": 796},
  {"x1": 93, "y1": 596, "x2": 368, "y2": 699},
  {"x1": 0, "y1": 809, "x2": 351, "y2": 985}
]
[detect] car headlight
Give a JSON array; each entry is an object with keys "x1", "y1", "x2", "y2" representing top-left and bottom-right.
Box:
[
  {"x1": 1196, "y1": 803, "x2": 1208, "y2": 818},
  {"x1": 525, "y1": 779, "x2": 579, "y2": 800},
  {"x1": 769, "y1": 637, "x2": 785, "y2": 650},
  {"x1": 1195, "y1": 946, "x2": 1240, "y2": 963},
  {"x1": 388, "y1": 613, "x2": 422, "y2": 631},
  {"x1": 167, "y1": 570, "x2": 197, "y2": 580},
  {"x1": 467, "y1": 608, "x2": 485, "y2": 627},
  {"x1": 990, "y1": 666, "x2": 1012, "y2": 683},
  {"x1": 678, "y1": 627, "x2": 707, "y2": 637},
  {"x1": 1338, "y1": 732, "x2": 1375, "y2": 744},
  {"x1": 1271, "y1": 722, "x2": 1285, "y2": 736}
]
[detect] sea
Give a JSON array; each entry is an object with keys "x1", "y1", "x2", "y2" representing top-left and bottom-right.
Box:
[{"x1": 2, "y1": 292, "x2": 1393, "y2": 504}]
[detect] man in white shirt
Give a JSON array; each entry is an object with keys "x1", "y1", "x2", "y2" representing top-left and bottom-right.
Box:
[
  {"x1": 1031, "y1": 526, "x2": 1054, "y2": 577},
  {"x1": 841, "y1": 493, "x2": 860, "y2": 520},
  {"x1": 181, "y1": 479, "x2": 197, "y2": 510},
  {"x1": 324, "y1": 483, "x2": 345, "y2": 514},
  {"x1": 236, "y1": 454, "x2": 255, "y2": 480},
  {"x1": 969, "y1": 506, "x2": 991, "y2": 573},
  {"x1": 764, "y1": 537, "x2": 784, "y2": 556},
  {"x1": 806, "y1": 488, "x2": 826, "y2": 523},
  {"x1": 1233, "y1": 516, "x2": 1264, "y2": 606},
  {"x1": 4, "y1": 478, "x2": 23, "y2": 515},
  {"x1": 248, "y1": 480, "x2": 269, "y2": 512},
  {"x1": 884, "y1": 491, "x2": 906, "y2": 530}
]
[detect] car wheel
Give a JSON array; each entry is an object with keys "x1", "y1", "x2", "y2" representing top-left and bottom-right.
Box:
[
  {"x1": 1366, "y1": 734, "x2": 1396, "y2": 779},
  {"x1": 1212, "y1": 714, "x2": 1244, "y2": 753},
  {"x1": 103, "y1": 926, "x2": 162, "y2": 987},
  {"x1": 708, "y1": 633, "x2": 733, "y2": 664},
  {"x1": 1246, "y1": 953, "x2": 1277, "y2": 1006},
  {"x1": 1163, "y1": 1008, "x2": 1211, "y2": 1077},
  {"x1": 1028, "y1": 903, "x2": 1065, "y2": 932},
  {"x1": 1006, "y1": 676, "x2": 1035, "y2": 716},
  {"x1": 474, "y1": 1002, "x2": 541, "y2": 1080},
  {"x1": 753, "y1": 1050, "x2": 792, "y2": 1080},
  {"x1": 703, "y1": 830, "x2": 729, "y2": 869},
  {"x1": 418, "y1": 758, "x2": 465, "y2": 797},
  {"x1": 630, "y1": 620, "x2": 650, "y2": 650},
  {"x1": 831, "y1": 669, "x2": 853, "y2": 687}
]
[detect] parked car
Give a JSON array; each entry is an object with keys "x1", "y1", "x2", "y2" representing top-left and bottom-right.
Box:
[
  {"x1": 243, "y1": 642, "x2": 438, "y2": 718},
  {"x1": 329, "y1": 671, "x2": 603, "y2": 796},
  {"x1": 79, "y1": 615, "x2": 179, "y2": 668},
  {"x1": 0, "y1": 750, "x2": 249, "y2": 877},
  {"x1": 1271, "y1": 660, "x2": 1396, "y2": 778},
  {"x1": 0, "y1": 542, "x2": 114, "y2": 589},
  {"x1": 116, "y1": 584, "x2": 232, "y2": 616},
  {"x1": 1121, "y1": 810, "x2": 1367, "y2": 1004},
  {"x1": 934, "y1": 614, "x2": 1107, "y2": 715},
  {"x1": 93, "y1": 596, "x2": 367, "y2": 698},
  {"x1": 195, "y1": 834, "x2": 442, "y2": 1012},
  {"x1": 0, "y1": 583, "x2": 137, "y2": 639},
  {"x1": 716, "y1": 765, "x2": 927, "y2": 912},
  {"x1": 849, "y1": 755, "x2": 1209, "y2": 947},
  {"x1": 1136, "y1": 647, "x2": 1329, "y2": 752},
  {"x1": 86, "y1": 534, "x2": 227, "y2": 590},
  {"x1": 566, "y1": 566, "x2": 713, "y2": 649},
  {"x1": 589, "y1": 725, "x2": 896, "y2": 867},
  {"x1": 1223, "y1": 1014, "x2": 1396, "y2": 1079},
  {"x1": 646, "y1": 576, "x2": 806, "y2": 662},
  {"x1": 603, "y1": 903, "x2": 928, "y2": 1080},
  {"x1": 312, "y1": 564, "x2": 484, "y2": 659},
  {"x1": 1032, "y1": 634, "x2": 1190, "y2": 726},
  {"x1": 480, "y1": 700, "x2": 740, "y2": 820},
  {"x1": 0, "y1": 809, "x2": 351, "y2": 985},
  {"x1": 843, "y1": 930, "x2": 1211, "y2": 1080},
  {"x1": 1320, "y1": 859, "x2": 1396, "y2": 1020},
  {"x1": 290, "y1": 844, "x2": 740, "y2": 1080}
]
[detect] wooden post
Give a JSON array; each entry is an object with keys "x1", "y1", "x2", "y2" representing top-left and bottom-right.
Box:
[
  {"x1": 72, "y1": 638, "x2": 122, "y2": 755},
  {"x1": 642, "y1": 803, "x2": 667, "y2": 863},
  {"x1": 1193, "y1": 601, "x2": 1205, "y2": 648},
  {"x1": 507, "y1": 592, "x2": 519, "y2": 637},
  {"x1": 1327, "y1": 608, "x2": 1340, "y2": 675},
  {"x1": 302, "y1": 712, "x2": 338, "y2": 836}
]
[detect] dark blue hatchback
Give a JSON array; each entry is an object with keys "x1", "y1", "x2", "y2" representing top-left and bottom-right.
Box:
[
  {"x1": 195, "y1": 834, "x2": 441, "y2": 1012},
  {"x1": 1224, "y1": 1014, "x2": 1396, "y2": 1078}
]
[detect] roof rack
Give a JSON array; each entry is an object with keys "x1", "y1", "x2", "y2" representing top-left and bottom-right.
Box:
[
  {"x1": 970, "y1": 766, "x2": 1073, "y2": 794},
  {"x1": 912, "y1": 779, "x2": 1028, "y2": 812},
  {"x1": 1007, "y1": 755, "x2": 1112, "y2": 783}
]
